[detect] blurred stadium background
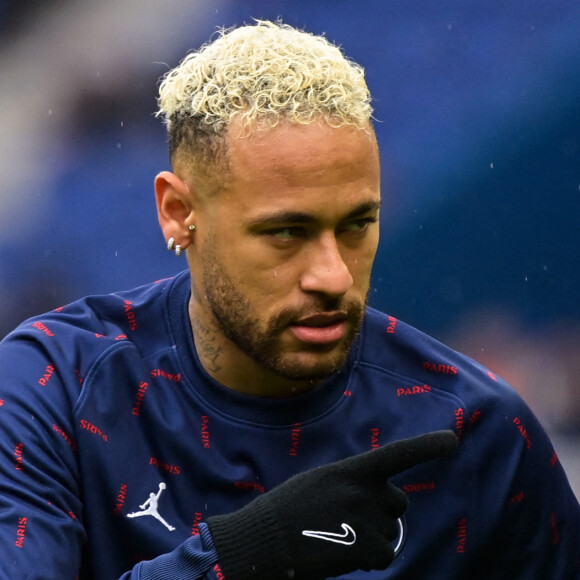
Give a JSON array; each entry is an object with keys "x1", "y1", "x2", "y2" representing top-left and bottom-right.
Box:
[{"x1": 0, "y1": 0, "x2": 578, "y2": 494}]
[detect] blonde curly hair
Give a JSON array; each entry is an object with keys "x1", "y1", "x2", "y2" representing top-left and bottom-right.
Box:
[{"x1": 156, "y1": 20, "x2": 373, "y2": 170}]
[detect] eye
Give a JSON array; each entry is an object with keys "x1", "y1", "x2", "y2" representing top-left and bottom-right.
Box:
[
  {"x1": 341, "y1": 216, "x2": 378, "y2": 233},
  {"x1": 268, "y1": 226, "x2": 305, "y2": 241}
]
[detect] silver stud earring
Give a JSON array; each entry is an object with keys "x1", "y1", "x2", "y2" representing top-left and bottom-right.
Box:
[
  {"x1": 167, "y1": 237, "x2": 175, "y2": 251},
  {"x1": 188, "y1": 224, "x2": 196, "y2": 231},
  {"x1": 174, "y1": 244, "x2": 182, "y2": 257}
]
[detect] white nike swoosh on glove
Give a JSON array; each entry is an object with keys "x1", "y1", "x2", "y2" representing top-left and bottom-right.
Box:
[{"x1": 302, "y1": 523, "x2": 357, "y2": 545}]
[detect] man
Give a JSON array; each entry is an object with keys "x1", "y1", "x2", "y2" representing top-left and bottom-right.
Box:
[{"x1": 0, "y1": 20, "x2": 578, "y2": 580}]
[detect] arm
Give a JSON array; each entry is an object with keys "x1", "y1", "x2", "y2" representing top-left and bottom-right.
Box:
[
  {"x1": 120, "y1": 524, "x2": 219, "y2": 580},
  {"x1": 0, "y1": 335, "x2": 85, "y2": 578},
  {"x1": 206, "y1": 431, "x2": 458, "y2": 580},
  {"x1": 469, "y1": 389, "x2": 580, "y2": 579},
  {"x1": 0, "y1": 333, "x2": 220, "y2": 580}
]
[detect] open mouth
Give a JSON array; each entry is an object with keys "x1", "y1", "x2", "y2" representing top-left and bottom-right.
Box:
[{"x1": 288, "y1": 313, "x2": 348, "y2": 345}]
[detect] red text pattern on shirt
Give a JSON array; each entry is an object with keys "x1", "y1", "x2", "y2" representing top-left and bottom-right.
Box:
[
  {"x1": 386, "y1": 316, "x2": 397, "y2": 335},
  {"x1": 397, "y1": 384, "x2": 431, "y2": 397},
  {"x1": 422, "y1": 361, "x2": 458, "y2": 375},
  {"x1": 402, "y1": 481, "x2": 436, "y2": 493},
  {"x1": 191, "y1": 511, "x2": 203, "y2": 536},
  {"x1": 149, "y1": 457, "x2": 181, "y2": 475},
  {"x1": 371, "y1": 427, "x2": 380, "y2": 449},
  {"x1": 113, "y1": 483, "x2": 128, "y2": 515},
  {"x1": 47, "y1": 501, "x2": 78, "y2": 521},
  {"x1": 213, "y1": 564, "x2": 226, "y2": 579},
  {"x1": 14, "y1": 442, "x2": 24, "y2": 470},
  {"x1": 14, "y1": 517, "x2": 27, "y2": 548},
  {"x1": 456, "y1": 518, "x2": 468, "y2": 553},
  {"x1": 508, "y1": 491, "x2": 525, "y2": 505},
  {"x1": 455, "y1": 408, "x2": 465, "y2": 441},
  {"x1": 150, "y1": 368, "x2": 181, "y2": 382},
  {"x1": 124, "y1": 300, "x2": 137, "y2": 331},
  {"x1": 32, "y1": 321, "x2": 54, "y2": 337},
  {"x1": 52, "y1": 423, "x2": 78, "y2": 451},
  {"x1": 79, "y1": 419, "x2": 108, "y2": 442},
  {"x1": 469, "y1": 408, "x2": 482, "y2": 425},
  {"x1": 513, "y1": 417, "x2": 532, "y2": 449},
  {"x1": 289, "y1": 423, "x2": 301, "y2": 456},
  {"x1": 201, "y1": 415, "x2": 211, "y2": 449},
  {"x1": 234, "y1": 481, "x2": 265, "y2": 494},
  {"x1": 38, "y1": 363, "x2": 55, "y2": 386},
  {"x1": 132, "y1": 381, "x2": 149, "y2": 416}
]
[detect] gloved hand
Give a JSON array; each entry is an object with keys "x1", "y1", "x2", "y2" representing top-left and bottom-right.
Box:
[{"x1": 207, "y1": 430, "x2": 458, "y2": 580}]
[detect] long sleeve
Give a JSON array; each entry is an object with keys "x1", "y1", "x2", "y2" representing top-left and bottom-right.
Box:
[
  {"x1": 2, "y1": 285, "x2": 579, "y2": 579},
  {"x1": 0, "y1": 300, "x2": 223, "y2": 580},
  {"x1": 121, "y1": 524, "x2": 219, "y2": 580},
  {"x1": 0, "y1": 331, "x2": 222, "y2": 580},
  {"x1": 0, "y1": 333, "x2": 86, "y2": 578},
  {"x1": 464, "y1": 397, "x2": 580, "y2": 579}
]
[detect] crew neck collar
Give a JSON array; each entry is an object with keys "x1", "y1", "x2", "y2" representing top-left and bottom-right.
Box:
[{"x1": 166, "y1": 270, "x2": 359, "y2": 426}]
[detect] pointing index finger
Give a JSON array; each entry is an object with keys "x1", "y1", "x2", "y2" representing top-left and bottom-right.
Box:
[{"x1": 372, "y1": 430, "x2": 459, "y2": 478}]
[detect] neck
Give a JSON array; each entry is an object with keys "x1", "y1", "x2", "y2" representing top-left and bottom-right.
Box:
[{"x1": 189, "y1": 300, "x2": 319, "y2": 398}]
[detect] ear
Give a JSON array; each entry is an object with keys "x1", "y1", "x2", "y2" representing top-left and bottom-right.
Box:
[{"x1": 155, "y1": 171, "x2": 196, "y2": 250}]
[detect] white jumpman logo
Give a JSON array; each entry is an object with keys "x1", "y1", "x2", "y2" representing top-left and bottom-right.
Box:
[{"x1": 127, "y1": 482, "x2": 175, "y2": 531}]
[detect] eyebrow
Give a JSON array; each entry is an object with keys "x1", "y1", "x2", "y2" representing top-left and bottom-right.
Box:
[{"x1": 247, "y1": 200, "x2": 381, "y2": 228}]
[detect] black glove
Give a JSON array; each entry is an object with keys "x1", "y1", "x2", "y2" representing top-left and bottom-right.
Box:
[{"x1": 207, "y1": 430, "x2": 458, "y2": 580}]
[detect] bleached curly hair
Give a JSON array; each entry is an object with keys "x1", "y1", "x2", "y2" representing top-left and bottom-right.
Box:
[{"x1": 156, "y1": 20, "x2": 373, "y2": 171}]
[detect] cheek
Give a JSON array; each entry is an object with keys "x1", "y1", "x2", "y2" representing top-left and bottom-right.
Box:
[
  {"x1": 214, "y1": 232, "x2": 300, "y2": 295},
  {"x1": 352, "y1": 262, "x2": 375, "y2": 293},
  {"x1": 249, "y1": 267, "x2": 299, "y2": 302},
  {"x1": 218, "y1": 248, "x2": 298, "y2": 303},
  {"x1": 347, "y1": 241, "x2": 379, "y2": 285}
]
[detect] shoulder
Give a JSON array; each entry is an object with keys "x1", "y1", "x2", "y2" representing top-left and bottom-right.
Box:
[
  {"x1": 357, "y1": 307, "x2": 527, "y2": 415},
  {"x1": 357, "y1": 308, "x2": 565, "y2": 467},
  {"x1": 4, "y1": 274, "x2": 180, "y2": 341},
  {"x1": 359, "y1": 307, "x2": 486, "y2": 382},
  {"x1": 0, "y1": 274, "x2": 185, "y2": 395}
]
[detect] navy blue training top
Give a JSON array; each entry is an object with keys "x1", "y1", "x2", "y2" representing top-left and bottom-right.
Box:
[{"x1": 0, "y1": 270, "x2": 578, "y2": 579}]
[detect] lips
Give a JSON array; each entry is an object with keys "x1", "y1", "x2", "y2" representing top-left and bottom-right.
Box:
[{"x1": 288, "y1": 313, "x2": 348, "y2": 345}]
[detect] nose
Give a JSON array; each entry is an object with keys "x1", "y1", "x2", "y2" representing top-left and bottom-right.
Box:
[{"x1": 299, "y1": 234, "x2": 354, "y2": 298}]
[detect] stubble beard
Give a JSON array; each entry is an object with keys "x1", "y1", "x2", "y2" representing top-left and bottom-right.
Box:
[{"x1": 200, "y1": 249, "x2": 367, "y2": 383}]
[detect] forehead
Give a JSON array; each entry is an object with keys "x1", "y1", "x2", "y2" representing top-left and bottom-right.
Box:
[{"x1": 217, "y1": 121, "x2": 381, "y2": 218}]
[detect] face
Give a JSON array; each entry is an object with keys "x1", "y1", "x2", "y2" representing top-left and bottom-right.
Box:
[{"x1": 189, "y1": 120, "x2": 381, "y2": 392}]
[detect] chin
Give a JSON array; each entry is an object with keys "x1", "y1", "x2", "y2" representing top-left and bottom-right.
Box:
[{"x1": 272, "y1": 349, "x2": 350, "y2": 383}]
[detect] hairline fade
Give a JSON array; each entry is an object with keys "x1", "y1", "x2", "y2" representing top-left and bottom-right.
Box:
[{"x1": 156, "y1": 19, "x2": 374, "y2": 178}]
